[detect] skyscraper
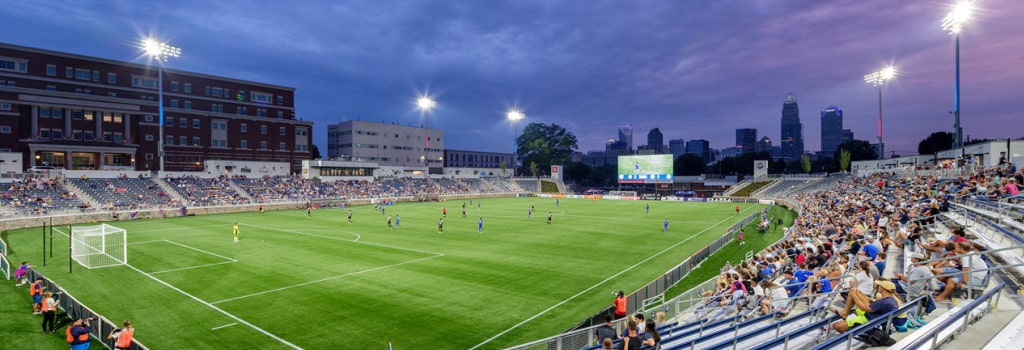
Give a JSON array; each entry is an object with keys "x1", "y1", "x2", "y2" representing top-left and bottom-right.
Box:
[
  {"x1": 735, "y1": 128, "x2": 757, "y2": 154},
  {"x1": 617, "y1": 125, "x2": 633, "y2": 153},
  {"x1": 780, "y1": 93, "x2": 804, "y2": 160},
  {"x1": 685, "y1": 139, "x2": 711, "y2": 162},
  {"x1": 647, "y1": 128, "x2": 664, "y2": 153},
  {"x1": 820, "y1": 106, "x2": 844, "y2": 156},
  {"x1": 668, "y1": 139, "x2": 686, "y2": 157}
]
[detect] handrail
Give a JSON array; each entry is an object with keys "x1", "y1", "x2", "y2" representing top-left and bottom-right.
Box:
[{"x1": 903, "y1": 283, "x2": 1005, "y2": 350}]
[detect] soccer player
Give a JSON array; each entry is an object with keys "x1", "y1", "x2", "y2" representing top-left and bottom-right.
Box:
[
  {"x1": 547, "y1": 211, "x2": 553, "y2": 224},
  {"x1": 438, "y1": 218, "x2": 444, "y2": 234},
  {"x1": 387, "y1": 215, "x2": 393, "y2": 229},
  {"x1": 633, "y1": 161, "x2": 641, "y2": 174},
  {"x1": 528, "y1": 207, "x2": 532, "y2": 218},
  {"x1": 646, "y1": 203, "x2": 650, "y2": 215},
  {"x1": 556, "y1": 198, "x2": 560, "y2": 207},
  {"x1": 347, "y1": 210, "x2": 353, "y2": 224},
  {"x1": 233, "y1": 223, "x2": 240, "y2": 242},
  {"x1": 258, "y1": 204, "x2": 264, "y2": 214},
  {"x1": 735, "y1": 205, "x2": 740, "y2": 215},
  {"x1": 478, "y1": 218, "x2": 484, "y2": 233},
  {"x1": 663, "y1": 219, "x2": 669, "y2": 233},
  {"x1": 442, "y1": 207, "x2": 447, "y2": 219},
  {"x1": 737, "y1": 229, "x2": 745, "y2": 245},
  {"x1": 307, "y1": 206, "x2": 312, "y2": 218},
  {"x1": 462, "y1": 208, "x2": 467, "y2": 218},
  {"x1": 395, "y1": 215, "x2": 400, "y2": 228}
]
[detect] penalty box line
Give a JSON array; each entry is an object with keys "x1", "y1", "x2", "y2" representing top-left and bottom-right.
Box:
[
  {"x1": 129, "y1": 239, "x2": 238, "y2": 275},
  {"x1": 469, "y1": 205, "x2": 760, "y2": 350},
  {"x1": 52, "y1": 227, "x2": 303, "y2": 349}
]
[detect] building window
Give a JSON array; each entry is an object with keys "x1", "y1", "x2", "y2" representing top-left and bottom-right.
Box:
[
  {"x1": 103, "y1": 131, "x2": 112, "y2": 142},
  {"x1": 107, "y1": 92, "x2": 116, "y2": 97},
  {"x1": 46, "y1": 64, "x2": 56, "y2": 76},
  {"x1": 205, "y1": 86, "x2": 211, "y2": 96},
  {"x1": 145, "y1": 134, "x2": 154, "y2": 141},
  {"x1": 211, "y1": 87, "x2": 223, "y2": 97},
  {"x1": 184, "y1": 83, "x2": 192, "y2": 93},
  {"x1": 193, "y1": 119, "x2": 200, "y2": 128},
  {"x1": 113, "y1": 132, "x2": 123, "y2": 143},
  {"x1": 277, "y1": 96, "x2": 284, "y2": 105},
  {"x1": 144, "y1": 115, "x2": 154, "y2": 122},
  {"x1": 52, "y1": 129, "x2": 63, "y2": 139},
  {"x1": 0, "y1": 103, "x2": 10, "y2": 111},
  {"x1": 179, "y1": 136, "x2": 187, "y2": 145},
  {"x1": 279, "y1": 142, "x2": 286, "y2": 150},
  {"x1": 252, "y1": 91, "x2": 273, "y2": 103},
  {"x1": 65, "y1": 67, "x2": 73, "y2": 78},
  {"x1": 279, "y1": 126, "x2": 286, "y2": 136},
  {"x1": 51, "y1": 108, "x2": 62, "y2": 119},
  {"x1": 72, "y1": 111, "x2": 83, "y2": 120},
  {"x1": 170, "y1": 81, "x2": 179, "y2": 92},
  {"x1": 40, "y1": 108, "x2": 52, "y2": 117},
  {"x1": 74, "y1": 68, "x2": 90, "y2": 80},
  {"x1": 240, "y1": 140, "x2": 248, "y2": 148},
  {"x1": 165, "y1": 117, "x2": 174, "y2": 126},
  {"x1": 0, "y1": 58, "x2": 28, "y2": 73},
  {"x1": 179, "y1": 119, "x2": 187, "y2": 128},
  {"x1": 131, "y1": 75, "x2": 158, "y2": 89},
  {"x1": 193, "y1": 136, "x2": 200, "y2": 146},
  {"x1": 260, "y1": 125, "x2": 267, "y2": 134},
  {"x1": 145, "y1": 153, "x2": 154, "y2": 160},
  {"x1": 260, "y1": 141, "x2": 267, "y2": 149},
  {"x1": 92, "y1": 70, "x2": 100, "y2": 82},
  {"x1": 166, "y1": 136, "x2": 173, "y2": 145},
  {"x1": 277, "y1": 111, "x2": 284, "y2": 118},
  {"x1": 295, "y1": 129, "x2": 308, "y2": 136},
  {"x1": 40, "y1": 129, "x2": 51, "y2": 139},
  {"x1": 0, "y1": 125, "x2": 10, "y2": 134},
  {"x1": 184, "y1": 100, "x2": 192, "y2": 109},
  {"x1": 170, "y1": 99, "x2": 179, "y2": 108},
  {"x1": 107, "y1": 72, "x2": 117, "y2": 84},
  {"x1": 46, "y1": 85, "x2": 57, "y2": 91},
  {"x1": 83, "y1": 130, "x2": 94, "y2": 141},
  {"x1": 240, "y1": 123, "x2": 247, "y2": 133},
  {"x1": 72, "y1": 130, "x2": 82, "y2": 140}
]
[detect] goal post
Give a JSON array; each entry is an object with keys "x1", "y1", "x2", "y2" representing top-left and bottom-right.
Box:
[{"x1": 71, "y1": 224, "x2": 127, "y2": 269}]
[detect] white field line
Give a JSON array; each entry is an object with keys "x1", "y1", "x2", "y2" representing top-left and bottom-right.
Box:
[
  {"x1": 149, "y1": 261, "x2": 237, "y2": 275},
  {"x1": 211, "y1": 323, "x2": 237, "y2": 331},
  {"x1": 160, "y1": 239, "x2": 238, "y2": 262},
  {"x1": 53, "y1": 228, "x2": 302, "y2": 349},
  {"x1": 468, "y1": 206, "x2": 760, "y2": 350},
  {"x1": 210, "y1": 253, "x2": 443, "y2": 305},
  {"x1": 128, "y1": 240, "x2": 166, "y2": 245}
]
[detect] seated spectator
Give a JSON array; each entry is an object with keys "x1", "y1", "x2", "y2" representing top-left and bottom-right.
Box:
[{"x1": 830, "y1": 280, "x2": 901, "y2": 333}]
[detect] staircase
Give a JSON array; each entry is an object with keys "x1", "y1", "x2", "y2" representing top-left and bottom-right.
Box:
[
  {"x1": 152, "y1": 177, "x2": 186, "y2": 204},
  {"x1": 62, "y1": 180, "x2": 100, "y2": 209},
  {"x1": 226, "y1": 179, "x2": 254, "y2": 203}
]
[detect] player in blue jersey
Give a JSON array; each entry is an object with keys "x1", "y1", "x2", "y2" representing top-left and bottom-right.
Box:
[
  {"x1": 478, "y1": 218, "x2": 484, "y2": 233},
  {"x1": 663, "y1": 219, "x2": 669, "y2": 233}
]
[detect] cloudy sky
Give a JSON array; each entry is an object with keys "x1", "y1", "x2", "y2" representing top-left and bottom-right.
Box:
[{"x1": 4, "y1": 0, "x2": 1021, "y2": 157}]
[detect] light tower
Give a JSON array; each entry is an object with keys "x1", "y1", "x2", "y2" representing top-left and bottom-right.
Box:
[
  {"x1": 942, "y1": 1, "x2": 973, "y2": 149},
  {"x1": 416, "y1": 96, "x2": 436, "y2": 178},
  {"x1": 140, "y1": 38, "x2": 181, "y2": 173},
  {"x1": 507, "y1": 110, "x2": 524, "y2": 177},
  {"x1": 864, "y1": 65, "x2": 896, "y2": 160}
]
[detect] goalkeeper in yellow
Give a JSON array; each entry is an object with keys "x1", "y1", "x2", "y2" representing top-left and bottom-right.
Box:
[{"x1": 233, "y1": 223, "x2": 240, "y2": 242}]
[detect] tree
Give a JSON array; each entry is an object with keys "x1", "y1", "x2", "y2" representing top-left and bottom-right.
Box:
[
  {"x1": 674, "y1": 154, "x2": 705, "y2": 176},
  {"x1": 529, "y1": 161, "x2": 538, "y2": 177},
  {"x1": 834, "y1": 140, "x2": 877, "y2": 163},
  {"x1": 800, "y1": 154, "x2": 811, "y2": 174},
  {"x1": 564, "y1": 161, "x2": 591, "y2": 183},
  {"x1": 499, "y1": 159, "x2": 508, "y2": 177},
  {"x1": 517, "y1": 123, "x2": 578, "y2": 176},
  {"x1": 839, "y1": 149, "x2": 851, "y2": 172},
  {"x1": 310, "y1": 144, "x2": 322, "y2": 160},
  {"x1": 918, "y1": 132, "x2": 955, "y2": 155}
]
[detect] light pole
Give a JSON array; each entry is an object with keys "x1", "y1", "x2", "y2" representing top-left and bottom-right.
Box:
[
  {"x1": 416, "y1": 96, "x2": 436, "y2": 178},
  {"x1": 140, "y1": 38, "x2": 181, "y2": 174},
  {"x1": 507, "y1": 110, "x2": 524, "y2": 177},
  {"x1": 943, "y1": 1, "x2": 972, "y2": 150},
  {"x1": 864, "y1": 65, "x2": 895, "y2": 160}
]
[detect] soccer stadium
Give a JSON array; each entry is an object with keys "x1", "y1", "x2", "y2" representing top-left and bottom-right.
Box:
[{"x1": 4, "y1": 1, "x2": 1024, "y2": 350}]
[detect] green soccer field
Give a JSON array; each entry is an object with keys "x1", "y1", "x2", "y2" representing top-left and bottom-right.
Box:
[{"x1": 2, "y1": 198, "x2": 764, "y2": 349}]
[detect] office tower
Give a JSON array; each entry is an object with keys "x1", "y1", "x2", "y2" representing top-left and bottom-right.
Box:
[
  {"x1": 647, "y1": 128, "x2": 664, "y2": 153},
  {"x1": 780, "y1": 93, "x2": 804, "y2": 160},
  {"x1": 735, "y1": 128, "x2": 757, "y2": 154},
  {"x1": 820, "y1": 106, "x2": 844, "y2": 156}
]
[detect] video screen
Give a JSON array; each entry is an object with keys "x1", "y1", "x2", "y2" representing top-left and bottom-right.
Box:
[{"x1": 617, "y1": 155, "x2": 674, "y2": 183}]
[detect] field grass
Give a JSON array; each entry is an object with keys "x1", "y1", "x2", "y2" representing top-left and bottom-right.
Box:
[{"x1": 1, "y1": 198, "x2": 769, "y2": 349}]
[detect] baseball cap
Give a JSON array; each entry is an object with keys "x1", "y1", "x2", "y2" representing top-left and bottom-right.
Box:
[
  {"x1": 875, "y1": 280, "x2": 897, "y2": 292},
  {"x1": 910, "y1": 253, "x2": 926, "y2": 260}
]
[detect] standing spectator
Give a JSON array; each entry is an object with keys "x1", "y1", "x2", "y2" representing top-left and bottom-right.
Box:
[
  {"x1": 736, "y1": 230, "x2": 745, "y2": 245},
  {"x1": 594, "y1": 315, "x2": 616, "y2": 345},
  {"x1": 617, "y1": 319, "x2": 643, "y2": 350},
  {"x1": 30, "y1": 277, "x2": 44, "y2": 314},
  {"x1": 66, "y1": 317, "x2": 92, "y2": 350},
  {"x1": 41, "y1": 291, "x2": 58, "y2": 333},
  {"x1": 108, "y1": 319, "x2": 134, "y2": 350},
  {"x1": 613, "y1": 291, "x2": 628, "y2": 319}
]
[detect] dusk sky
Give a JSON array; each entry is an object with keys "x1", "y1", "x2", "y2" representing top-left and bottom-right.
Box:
[{"x1": 5, "y1": 0, "x2": 1022, "y2": 157}]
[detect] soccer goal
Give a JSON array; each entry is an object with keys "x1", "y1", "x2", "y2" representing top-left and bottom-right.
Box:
[
  {"x1": 608, "y1": 191, "x2": 639, "y2": 200},
  {"x1": 71, "y1": 224, "x2": 127, "y2": 269}
]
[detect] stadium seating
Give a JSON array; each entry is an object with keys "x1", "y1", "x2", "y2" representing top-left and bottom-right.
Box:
[
  {"x1": 72, "y1": 177, "x2": 178, "y2": 209},
  {"x1": 0, "y1": 177, "x2": 84, "y2": 215}
]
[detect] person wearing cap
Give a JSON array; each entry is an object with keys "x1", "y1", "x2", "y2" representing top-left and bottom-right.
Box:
[
  {"x1": 830, "y1": 280, "x2": 901, "y2": 333},
  {"x1": 66, "y1": 317, "x2": 91, "y2": 350}
]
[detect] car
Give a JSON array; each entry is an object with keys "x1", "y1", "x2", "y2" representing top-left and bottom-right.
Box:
[{"x1": 27, "y1": 166, "x2": 59, "y2": 173}]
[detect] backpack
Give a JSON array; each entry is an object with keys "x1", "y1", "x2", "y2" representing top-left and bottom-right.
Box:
[{"x1": 856, "y1": 327, "x2": 896, "y2": 347}]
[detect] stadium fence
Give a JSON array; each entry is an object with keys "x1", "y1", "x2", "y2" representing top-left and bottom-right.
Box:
[{"x1": 24, "y1": 269, "x2": 149, "y2": 350}]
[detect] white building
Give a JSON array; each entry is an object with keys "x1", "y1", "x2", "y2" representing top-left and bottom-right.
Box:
[{"x1": 326, "y1": 120, "x2": 444, "y2": 171}]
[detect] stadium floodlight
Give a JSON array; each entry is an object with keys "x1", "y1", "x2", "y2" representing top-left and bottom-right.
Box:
[
  {"x1": 507, "y1": 110, "x2": 525, "y2": 177},
  {"x1": 416, "y1": 96, "x2": 436, "y2": 178},
  {"x1": 864, "y1": 65, "x2": 896, "y2": 160},
  {"x1": 139, "y1": 38, "x2": 181, "y2": 174},
  {"x1": 942, "y1": 1, "x2": 973, "y2": 149}
]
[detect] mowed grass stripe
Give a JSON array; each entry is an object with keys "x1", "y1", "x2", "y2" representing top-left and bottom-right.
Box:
[{"x1": 2, "y1": 198, "x2": 765, "y2": 349}]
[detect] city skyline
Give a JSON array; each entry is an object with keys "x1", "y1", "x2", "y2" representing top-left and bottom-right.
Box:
[{"x1": 3, "y1": 1, "x2": 1022, "y2": 157}]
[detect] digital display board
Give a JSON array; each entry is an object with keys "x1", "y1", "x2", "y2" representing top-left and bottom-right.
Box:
[{"x1": 617, "y1": 155, "x2": 674, "y2": 183}]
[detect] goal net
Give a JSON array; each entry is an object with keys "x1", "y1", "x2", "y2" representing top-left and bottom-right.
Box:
[
  {"x1": 71, "y1": 224, "x2": 127, "y2": 269},
  {"x1": 608, "y1": 191, "x2": 639, "y2": 199}
]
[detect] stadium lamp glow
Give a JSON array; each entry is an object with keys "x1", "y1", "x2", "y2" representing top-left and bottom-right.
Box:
[
  {"x1": 417, "y1": 97, "x2": 437, "y2": 111},
  {"x1": 864, "y1": 66, "x2": 896, "y2": 86},
  {"x1": 942, "y1": 1, "x2": 973, "y2": 34},
  {"x1": 507, "y1": 110, "x2": 524, "y2": 121},
  {"x1": 140, "y1": 38, "x2": 181, "y2": 61}
]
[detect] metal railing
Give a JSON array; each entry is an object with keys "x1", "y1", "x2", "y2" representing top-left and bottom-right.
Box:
[
  {"x1": 902, "y1": 283, "x2": 1004, "y2": 349},
  {"x1": 25, "y1": 269, "x2": 149, "y2": 350}
]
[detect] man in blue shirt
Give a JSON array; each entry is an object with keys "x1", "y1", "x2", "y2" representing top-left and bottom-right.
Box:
[{"x1": 830, "y1": 280, "x2": 900, "y2": 333}]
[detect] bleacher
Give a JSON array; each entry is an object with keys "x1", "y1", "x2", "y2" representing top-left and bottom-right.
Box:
[
  {"x1": 72, "y1": 177, "x2": 177, "y2": 209},
  {"x1": 163, "y1": 176, "x2": 249, "y2": 206},
  {"x1": 514, "y1": 179, "x2": 538, "y2": 192},
  {"x1": 0, "y1": 178, "x2": 84, "y2": 215}
]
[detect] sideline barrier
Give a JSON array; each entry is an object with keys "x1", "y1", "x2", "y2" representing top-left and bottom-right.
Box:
[{"x1": 24, "y1": 269, "x2": 149, "y2": 350}]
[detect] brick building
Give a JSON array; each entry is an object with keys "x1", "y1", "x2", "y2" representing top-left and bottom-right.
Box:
[{"x1": 0, "y1": 42, "x2": 312, "y2": 172}]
